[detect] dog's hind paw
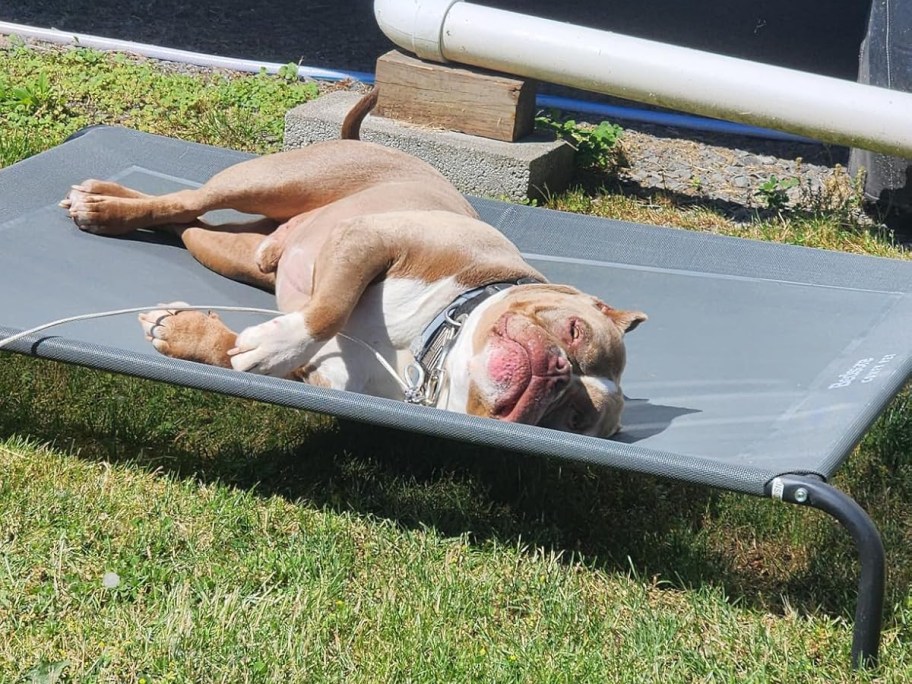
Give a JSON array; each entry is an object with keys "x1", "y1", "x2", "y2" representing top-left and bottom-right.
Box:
[{"x1": 62, "y1": 180, "x2": 150, "y2": 235}]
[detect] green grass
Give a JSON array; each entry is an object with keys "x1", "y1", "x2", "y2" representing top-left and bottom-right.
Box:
[
  {"x1": 2, "y1": 40, "x2": 912, "y2": 682},
  {"x1": 0, "y1": 36, "x2": 318, "y2": 163}
]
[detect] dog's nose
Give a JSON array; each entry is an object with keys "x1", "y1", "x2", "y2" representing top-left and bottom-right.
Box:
[{"x1": 550, "y1": 351, "x2": 572, "y2": 377}]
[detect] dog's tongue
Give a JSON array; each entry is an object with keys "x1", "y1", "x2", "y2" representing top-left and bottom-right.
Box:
[{"x1": 487, "y1": 321, "x2": 570, "y2": 424}]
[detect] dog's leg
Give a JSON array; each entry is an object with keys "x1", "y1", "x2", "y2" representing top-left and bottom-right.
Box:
[
  {"x1": 60, "y1": 178, "x2": 281, "y2": 289},
  {"x1": 61, "y1": 179, "x2": 156, "y2": 235},
  {"x1": 227, "y1": 216, "x2": 396, "y2": 377},
  {"x1": 62, "y1": 179, "x2": 211, "y2": 235},
  {"x1": 60, "y1": 179, "x2": 149, "y2": 203},
  {"x1": 139, "y1": 304, "x2": 354, "y2": 388},
  {"x1": 60, "y1": 147, "x2": 346, "y2": 235},
  {"x1": 174, "y1": 220, "x2": 278, "y2": 290},
  {"x1": 61, "y1": 165, "x2": 293, "y2": 236},
  {"x1": 62, "y1": 139, "x2": 448, "y2": 235}
]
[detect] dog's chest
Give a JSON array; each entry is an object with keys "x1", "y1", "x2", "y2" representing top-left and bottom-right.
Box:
[{"x1": 344, "y1": 276, "x2": 464, "y2": 351}]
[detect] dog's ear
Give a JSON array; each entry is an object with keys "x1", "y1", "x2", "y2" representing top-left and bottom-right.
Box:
[{"x1": 595, "y1": 301, "x2": 648, "y2": 333}]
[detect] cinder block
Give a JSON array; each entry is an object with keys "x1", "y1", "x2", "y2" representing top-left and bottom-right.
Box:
[{"x1": 284, "y1": 91, "x2": 574, "y2": 202}]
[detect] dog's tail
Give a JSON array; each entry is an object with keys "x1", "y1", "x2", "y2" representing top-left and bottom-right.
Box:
[{"x1": 340, "y1": 88, "x2": 379, "y2": 141}]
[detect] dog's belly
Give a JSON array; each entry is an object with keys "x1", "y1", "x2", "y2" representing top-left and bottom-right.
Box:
[{"x1": 275, "y1": 243, "x2": 319, "y2": 311}]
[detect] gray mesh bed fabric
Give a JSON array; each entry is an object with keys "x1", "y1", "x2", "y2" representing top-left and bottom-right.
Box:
[{"x1": 3, "y1": 126, "x2": 912, "y2": 498}]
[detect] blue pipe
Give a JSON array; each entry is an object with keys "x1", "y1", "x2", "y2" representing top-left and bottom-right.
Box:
[
  {"x1": 335, "y1": 71, "x2": 817, "y2": 145},
  {"x1": 536, "y1": 95, "x2": 817, "y2": 143}
]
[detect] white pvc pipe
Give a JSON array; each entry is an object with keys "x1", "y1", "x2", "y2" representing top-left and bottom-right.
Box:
[
  {"x1": 0, "y1": 21, "x2": 372, "y2": 82},
  {"x1": 374, "y1": 0, "x2": 912, "y2": 157}
]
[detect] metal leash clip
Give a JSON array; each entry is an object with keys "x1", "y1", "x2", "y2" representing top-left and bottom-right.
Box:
[
  {"x1": 423, "y1": 358, "x2": 450, "y2": 407},
  {"x1": 403, "y1": 362, "x2": 426, "y2": 405}
]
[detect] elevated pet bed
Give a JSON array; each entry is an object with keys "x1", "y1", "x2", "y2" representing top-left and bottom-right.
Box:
[{"x1": 2, "y1": 126, "x2": 907, "y2": 666}]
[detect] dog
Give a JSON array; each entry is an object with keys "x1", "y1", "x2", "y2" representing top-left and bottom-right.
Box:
[{"x1": 60, "y1": 90, "x2": 646, "y2": 437}]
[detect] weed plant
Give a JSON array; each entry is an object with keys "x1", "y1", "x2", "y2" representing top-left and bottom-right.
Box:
[{"x1": 536, "y1": 110, "x2": 625, "y2": 171}]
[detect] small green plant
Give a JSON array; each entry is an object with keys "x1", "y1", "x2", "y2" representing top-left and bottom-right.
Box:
[
  {"x1": 0, "y1": 72, "x2": 53, "y2": 112},
  {"x1": 61, "y1": 45, "x2": 107, "y2": 66},
  {"x1": 755, "y1": 174, "x2": 799, "y2": 211},
  {"x1": 23, "y1": 659, "x2": 69, "y2": 684},
  {"x1": 536, "y1": 110, "x2": 623, "y2": 170},
  {"x1": 276, "y1": 61, "x2": 301, "y2": 82}
]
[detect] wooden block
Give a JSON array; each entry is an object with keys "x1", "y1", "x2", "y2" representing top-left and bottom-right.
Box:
[{"x1": 374, "y1": 50, "x2": 536, "y2": 142}]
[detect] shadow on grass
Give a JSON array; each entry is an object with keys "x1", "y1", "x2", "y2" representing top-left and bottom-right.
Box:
[{"x1": 1, "y1": 354, "x2": 910, "y2": 626}]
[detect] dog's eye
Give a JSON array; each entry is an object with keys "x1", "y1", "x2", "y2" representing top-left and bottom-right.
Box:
[{"x1": 568, "y1": 318, "x2": 583, "y2": 342}]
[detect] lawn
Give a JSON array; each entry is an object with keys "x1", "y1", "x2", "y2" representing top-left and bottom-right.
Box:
[{"x1": 1, "y1": 38, "x2": 911, "y2": 683}]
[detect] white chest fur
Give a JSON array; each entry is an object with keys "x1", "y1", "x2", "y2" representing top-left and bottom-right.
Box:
[
  {"x1": 344, "y1": 276, "x2": 464, "y2": 350},
  {"x1": 304, "y1": 276, "x2": 466, "y2": 398}
]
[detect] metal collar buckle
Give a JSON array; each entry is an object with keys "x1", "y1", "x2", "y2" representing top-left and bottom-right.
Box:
[{"x1": 404, "y1": 307, "x2": 463, "y2": 406}]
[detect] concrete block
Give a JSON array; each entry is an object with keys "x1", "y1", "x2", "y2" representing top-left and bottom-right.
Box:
[{"x1": 284, "y1": 91, "x2": 574, "y2": 202}]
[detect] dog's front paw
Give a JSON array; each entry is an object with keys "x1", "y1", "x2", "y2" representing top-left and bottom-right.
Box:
[
  {"x1": 229, "y1": 312, "x2": 314, "y2": 376},
  {"x1": 138, "y1": 302, "x2": 235, "y2": 367}
]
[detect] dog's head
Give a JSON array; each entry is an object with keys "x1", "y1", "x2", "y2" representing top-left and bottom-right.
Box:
[{"x1": 442, "y1": 284, "x2": 646, "y2": 437}]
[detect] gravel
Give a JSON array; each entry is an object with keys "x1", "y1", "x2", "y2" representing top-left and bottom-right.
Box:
[{"x1": 614, "y1": 125, "x2": 851, "y2": 215}]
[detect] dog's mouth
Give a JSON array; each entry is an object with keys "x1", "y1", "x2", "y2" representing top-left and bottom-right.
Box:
[{"x1": 486, "y1": 313, "x2": 571, "y2": 424}]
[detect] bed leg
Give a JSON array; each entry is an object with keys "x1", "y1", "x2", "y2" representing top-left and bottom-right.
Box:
[{"x1": 766, "y1": 474, "x2": 885, "y2": 669}]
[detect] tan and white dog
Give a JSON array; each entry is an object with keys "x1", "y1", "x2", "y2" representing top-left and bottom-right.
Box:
[{"x1": 60, "y1": 91, "x2": 646, "y2": 437}]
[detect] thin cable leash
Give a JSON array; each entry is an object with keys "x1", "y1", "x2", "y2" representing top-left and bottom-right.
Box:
[{"x1": 0, "y1": 305, "x2": 410, "y2": 392}]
